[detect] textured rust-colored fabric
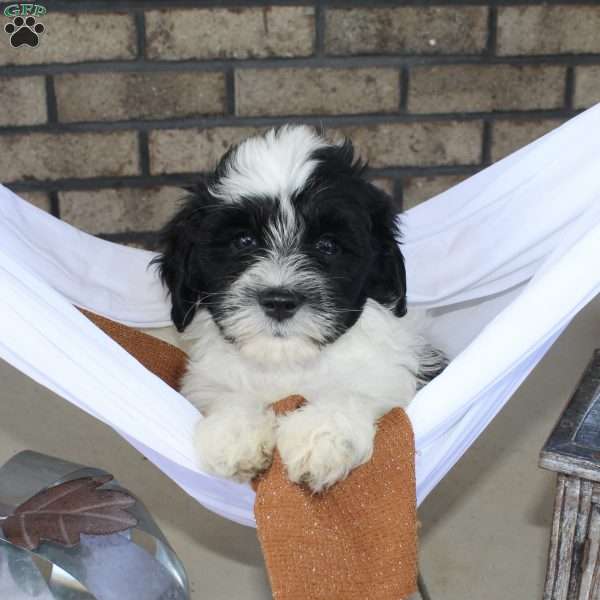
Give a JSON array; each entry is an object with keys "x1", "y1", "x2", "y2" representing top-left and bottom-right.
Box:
[
  {"x1": 80, "y1": 309, "x2": 417, "y2": 599},
  {"x1": 254, "y1": 395, "x2": 417, "y2": 600},
  {"x1": 79, "y1": 308, "x2": 188, "y2": 391}
]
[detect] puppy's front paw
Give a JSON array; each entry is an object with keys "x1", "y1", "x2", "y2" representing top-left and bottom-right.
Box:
[
  {"x1": 194, "y1": 410, "x2": 276, "y2": 482},
  {"x1": 277, "y1": 407, "x2": 375, "y2": 493}
]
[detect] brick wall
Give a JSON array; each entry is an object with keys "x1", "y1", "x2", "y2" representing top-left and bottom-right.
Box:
[{"x1": 1, "y1": 1, "x2": 599, "y2": 248}]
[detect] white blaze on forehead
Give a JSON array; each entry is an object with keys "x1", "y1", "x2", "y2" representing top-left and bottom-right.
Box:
[{"x1": 209, "y1": 125, "x2": 328, "y2": 202}]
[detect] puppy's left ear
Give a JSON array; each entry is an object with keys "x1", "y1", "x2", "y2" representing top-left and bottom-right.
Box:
[
  {"x1": 151, "y1": 185, "x2": 208, "y2": 332},
  {"x1": 365, "y1": 192, "x2": 407, "y2": 317}
]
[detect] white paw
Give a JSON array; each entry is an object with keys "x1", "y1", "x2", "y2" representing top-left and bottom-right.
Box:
[
  {"x1": 276, "y1": 406, "x2": 375, "y2": 493},
  {"x1": 194, "y1": 410, "x2": 277, "y2": 482}
]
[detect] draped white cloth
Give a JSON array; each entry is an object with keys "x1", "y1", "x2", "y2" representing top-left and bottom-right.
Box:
[{"x1": 1, "y1": 105, "x2": 600, "y2": 527}]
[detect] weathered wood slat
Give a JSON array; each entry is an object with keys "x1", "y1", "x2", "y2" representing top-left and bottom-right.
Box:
[
  {"x1": 569, "y1": 481, "x2": 593, "y2": 598},
  {"x1": 540, "y1": 350, "x2": 600, "y2": 600},
  {"x1": 555, "y1": 478, "x2": 580, "y2": 599},
  {"x1": 592, "y1": 557, "x2": 600, "y2": 599},
  {"x1": 545, "y1": 476, "x2": 567, "y2": 600},
  {"x1": 578, "y1": 506, "x2": 600, "y2": 599}
]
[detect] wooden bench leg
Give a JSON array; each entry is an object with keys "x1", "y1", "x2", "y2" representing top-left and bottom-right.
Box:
[{"x1": 544, "y1": 476, "x2": 600, "y2": 599}]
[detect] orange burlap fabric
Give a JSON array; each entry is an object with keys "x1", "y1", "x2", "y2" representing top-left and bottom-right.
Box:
[{"x1": 81, "y1": 309, "x2": 417, "y2": 599}]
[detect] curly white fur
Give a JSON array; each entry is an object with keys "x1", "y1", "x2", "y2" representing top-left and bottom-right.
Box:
[{"x1": 182, "y1": 301, "x2": 431, "y2": 492}]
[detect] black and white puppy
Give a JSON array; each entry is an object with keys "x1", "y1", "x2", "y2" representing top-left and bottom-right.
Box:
[{"x1": 156, "y1": 125, "x2": 442, "y2": 492}]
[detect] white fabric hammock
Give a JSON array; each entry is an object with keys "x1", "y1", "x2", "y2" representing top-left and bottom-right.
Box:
[{"x1": 1, "y1": 105, "x2": 600, "y2": 528}]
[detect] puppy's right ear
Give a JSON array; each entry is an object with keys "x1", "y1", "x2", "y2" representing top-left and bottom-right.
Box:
[{"x1": 152, "y1": 185, "x2": 209, "y2": 332}]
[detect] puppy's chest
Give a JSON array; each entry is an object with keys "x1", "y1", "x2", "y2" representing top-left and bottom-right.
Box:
[{"x1": 190, "y1": 354, "x2": 336, "y2": 404}]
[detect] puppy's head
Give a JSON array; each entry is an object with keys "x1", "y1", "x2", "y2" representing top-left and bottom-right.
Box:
[{"x1": 155, "y1": 126, "x2": 406, "y2": 364}]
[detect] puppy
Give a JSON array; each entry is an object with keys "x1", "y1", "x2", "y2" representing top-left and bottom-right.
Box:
[{"x1": 155, "y1": 125, "x2": 444, "y2": 492}]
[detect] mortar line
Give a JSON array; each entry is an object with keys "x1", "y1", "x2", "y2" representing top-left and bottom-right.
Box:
[
  {"x1": 44, "y1": 76, "x2": 58, "y2": 123},
  {"x1": 49, "y1": 191, "x2": 60, "y2": 219},
  {"x1": 134, "y1": 10, "x2": 146, "y2": 61},
  {"x1": 138, "y1": 131, "x2": 150, "y2": 176},
  {"x1": 3, "y1": 52, "x2": 600, "y2": 78},
  {"x1": 6, "y1": 164, "x2": 483, "y2": 194},
  {"x1": 564, "y1": 66, "x2": 575, "y2": 110},
  {"x1": 0, "y1": 108, "x2": 581, "y2": 136}
]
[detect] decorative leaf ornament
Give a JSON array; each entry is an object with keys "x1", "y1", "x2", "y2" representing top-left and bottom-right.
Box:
[{"x1": 1, "y1": 475, "x2": 137, "y2": 550}]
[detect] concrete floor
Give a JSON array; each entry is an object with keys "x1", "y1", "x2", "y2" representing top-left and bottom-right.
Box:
[
  {"x1": 419, "y1": 295, "x2": 600, "y2": 599},
  {"x1": 0, "y1": 296, "x2": 598, "y2": 598}
]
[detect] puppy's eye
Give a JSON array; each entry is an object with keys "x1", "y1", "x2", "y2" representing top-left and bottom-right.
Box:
[
  {"x1": 232, "y1": 232, "x2": 258, "y2": 251},
  {"x1": 315, "y1": 236, "x2": 339, "y2": 256}
]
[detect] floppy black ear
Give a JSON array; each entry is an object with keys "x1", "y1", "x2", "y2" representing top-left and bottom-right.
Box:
[
  {"x1": 152, "y1": 185, "x2": 209, "y2": 332},
  {"x1": 365, "y1": 192, "x2": 407, "y2": 317},
  {"x1": 311, "y1": 138, "x2": 407, "y2": 316}
]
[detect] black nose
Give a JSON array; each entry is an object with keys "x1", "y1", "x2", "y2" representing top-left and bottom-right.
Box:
[{"x1": 258, "y1": 288, "x2": 304, "y2": 321}]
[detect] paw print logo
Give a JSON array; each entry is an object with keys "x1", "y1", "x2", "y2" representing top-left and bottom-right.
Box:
[{"x1": 4, "y1": 16, "x2": 45, "y2": 48}]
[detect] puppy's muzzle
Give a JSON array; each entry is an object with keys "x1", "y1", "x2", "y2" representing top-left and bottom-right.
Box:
[{"x1": 258, "y1": 288, "x2": 305, "y2": 322}]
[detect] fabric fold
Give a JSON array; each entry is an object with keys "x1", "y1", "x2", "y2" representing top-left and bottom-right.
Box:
[
  {"x1": 1, "y1": 104, "x2": 600, "y2": 527},
  {"x1": 82, "y1": 313, "x2": 418, "y2": 599}
]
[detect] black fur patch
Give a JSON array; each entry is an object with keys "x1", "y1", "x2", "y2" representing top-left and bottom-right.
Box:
[{"x1": 153, "y1": 133, "x2": 407, "y2": 338}]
